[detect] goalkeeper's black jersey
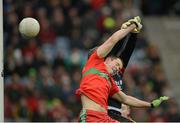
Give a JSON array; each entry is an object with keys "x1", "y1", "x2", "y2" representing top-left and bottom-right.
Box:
[{"x1": 108, "y1": 73, "x2": 124, "y2": 111}]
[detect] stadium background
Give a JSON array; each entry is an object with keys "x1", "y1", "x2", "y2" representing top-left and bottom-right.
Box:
[{"x1": 3, "y1": 0, "x2": 180, "y2": 122}]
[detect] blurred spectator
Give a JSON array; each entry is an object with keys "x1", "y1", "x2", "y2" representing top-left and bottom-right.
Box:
[{"x1": 4, "y1": 0, "x2": 179, "y2": 122}]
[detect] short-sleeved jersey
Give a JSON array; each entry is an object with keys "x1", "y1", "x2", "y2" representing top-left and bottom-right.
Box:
[
  {"x1": 76, "y1": 50, "x2": 120, "y2": 110},
  {"x1": 108, "y1": 73, "x2": 124, "y2": 111}
]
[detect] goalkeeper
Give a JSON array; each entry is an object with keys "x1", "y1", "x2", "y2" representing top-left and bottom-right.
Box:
[
  {"x1": 76, "y1": 16, "x2": 169, "y2": 122},
  {"x1": 108, "y1": 17, "x2": 169, "y2": 122},
  {"x1": 107, "y1": 17, "x2": 140, "y2": 122}
]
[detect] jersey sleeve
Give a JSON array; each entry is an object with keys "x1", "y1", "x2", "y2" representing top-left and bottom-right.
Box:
[
  {"x1": 89, "y1": 49, "x2": 101, "y2": 60},
  {"x1": 109, "y1": 77, "x2": 120, "y2": 97},
  {"x1": 86, "y1": 50, "x2": 104, "y2": 66}
]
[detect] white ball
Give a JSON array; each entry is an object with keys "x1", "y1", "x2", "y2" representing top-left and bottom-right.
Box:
[{"x1": 19, "y1": 17, "x2": 40, "y2": 38}]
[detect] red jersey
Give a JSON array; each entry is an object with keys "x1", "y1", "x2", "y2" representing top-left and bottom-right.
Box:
[{"x1": 76, "y1": 50, "x2": 120, "y2": 110}]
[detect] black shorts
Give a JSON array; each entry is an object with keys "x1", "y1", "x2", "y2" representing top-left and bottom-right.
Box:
[{"x1": 108, "y1": 110, "x2": 131, "y2": 122}]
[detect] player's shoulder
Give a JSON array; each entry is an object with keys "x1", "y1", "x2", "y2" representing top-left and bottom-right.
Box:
[{"x1": 88, "y1": 46, "x2": 98, "y2": 59}]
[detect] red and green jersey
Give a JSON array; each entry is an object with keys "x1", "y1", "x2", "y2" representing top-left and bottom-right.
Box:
[{"x1": 76, "y1": 50, "x2": 120, "y2": 110}]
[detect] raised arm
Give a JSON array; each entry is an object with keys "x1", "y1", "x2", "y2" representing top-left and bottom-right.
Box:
[
  {"x1": 112, "y1": 91, "x2": 169, "y2": 108},
  {"x1": 97, "y1": 24, "x2": 136, "y2": 58}
]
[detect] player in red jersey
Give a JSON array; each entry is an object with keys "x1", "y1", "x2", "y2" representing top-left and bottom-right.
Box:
[{"x1": 76, "y1": 16, "x2": 168, "y2": 122}]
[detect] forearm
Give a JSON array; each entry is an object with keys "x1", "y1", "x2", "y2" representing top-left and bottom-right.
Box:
[
  {"x1": 107, "y1": 34, "x2": 127, "y2": 57},
  {"x1": 113, "y1": 91, "x2": 151, "y2": 108},
  {"x1": 125, "y1": 96, "x2": 169, "y2": 108},
  {"x1": 110, "y1": 25, "x2": 136, "y2": 45},
  {"x1": 97, "y1": 24, "x2": 136, "y2": 58},
  {"x1": 124, "y1": 95, "x2": 151, "y2": 108}
]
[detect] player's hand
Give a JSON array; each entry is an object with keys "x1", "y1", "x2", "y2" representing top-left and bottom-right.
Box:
[
  {"x1": 121, "y1": 21, "x2": 132, "y2": 30},
  {"x1": 121, "y1": 16, "x2": 142, "y2": 33},
  {"x1": 151, "y1": 96, "x2": 169, "y2": 108},
  {"x1": 128, "y1": 16, "x2": 142, "y2": 33},
  {"x1": 121, "y1": 104, "x2": 136, "y2": 123},
  {"x1": 121, "y1": 104, "x2": 130, "y2": 118}
]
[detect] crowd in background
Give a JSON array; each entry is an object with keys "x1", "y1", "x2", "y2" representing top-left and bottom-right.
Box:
[{"x1": 3, "y1": 0, "x2": 180, "y2": 122}]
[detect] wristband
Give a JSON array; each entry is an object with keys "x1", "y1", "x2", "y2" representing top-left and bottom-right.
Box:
[{"x1": 151, "y1": 103, "x2": 154, "y2": 108}]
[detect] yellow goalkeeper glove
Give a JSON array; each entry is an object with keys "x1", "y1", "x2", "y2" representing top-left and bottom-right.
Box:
[
  {"x1": 121, "y1": 16, "x2": 142, "y2": 33},
  {"x1": 151, "y1": 96, "x2": 169, "y2": 108}
]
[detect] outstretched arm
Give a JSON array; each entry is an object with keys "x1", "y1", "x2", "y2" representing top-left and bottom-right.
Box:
[
  {"x1": 113, "y1": 91, "x2": 151, "y2": 108},
  {"x1": 97, "y1": 24, "x2": 136, "y2": 58},
  {"x1": 112, "y1": 91, "x2": 168, "y2": 108}
]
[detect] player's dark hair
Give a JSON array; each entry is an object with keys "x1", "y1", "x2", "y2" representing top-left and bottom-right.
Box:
[{"x1": 108, "y1": 55, "x2": 124, "y2": 66}]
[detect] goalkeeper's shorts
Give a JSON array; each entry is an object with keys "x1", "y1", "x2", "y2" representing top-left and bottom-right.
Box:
[{"x1": 108, "y1": 109, "x2": 131, "y2": 122}]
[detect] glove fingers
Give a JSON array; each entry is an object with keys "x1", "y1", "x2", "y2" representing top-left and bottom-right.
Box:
[
  {"x1": 121, "y1": 24, "x2": 127, "y2": 29},
  {"x1": 128, "y1": 16, "x2": 142, "y2": 33},
  {"x1": 121, "y1": 22, "x2": 131, "y2": 29},
  {"x1": 121, "y1": 16, "x2": 142, "y2": 33},
  {"x1": 152, "y1": 96, "x2": 169, "y2": 108},
  {"x1": 126, "y1": 21, "x2": 131, "y2": 26},
  {"x1": 160, "y1": 96, "x2": 169, "y2": 101},
  {"x1": 134, "y1": 16, "x2": 141, "y2": 23}
]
